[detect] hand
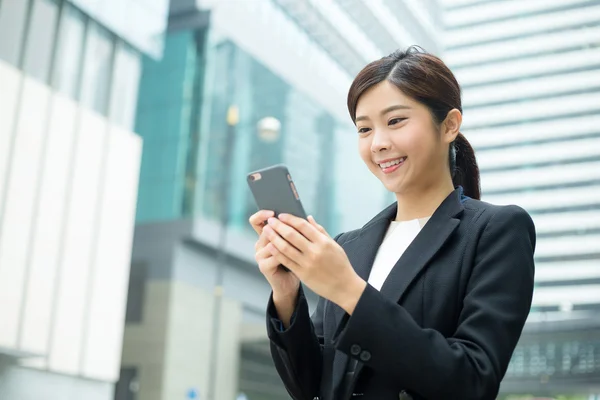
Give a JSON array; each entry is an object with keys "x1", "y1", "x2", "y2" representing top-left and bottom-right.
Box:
[
  {"x1": 249, "y1": 210, "x2": 300, "y2": 299},
  {"x1": 264, "y1": 214, "x2": 367, "y2": 314}
]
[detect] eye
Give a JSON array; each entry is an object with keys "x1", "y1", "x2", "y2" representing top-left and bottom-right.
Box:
[
  {"x1": 389, "y1": 117, "x2": 406, "y2": 126},
  {"x1": 357, "y1": 127, "x2": 371, "y2": 134}
]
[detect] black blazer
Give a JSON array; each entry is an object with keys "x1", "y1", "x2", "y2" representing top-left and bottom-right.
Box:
[{"x1": 266, "y1": 188, "x2": 536, "y2": 400}]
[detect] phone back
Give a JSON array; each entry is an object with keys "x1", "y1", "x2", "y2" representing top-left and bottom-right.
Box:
[{"x1": 247, "y1": 164, "x2": 307, "y2": 219}]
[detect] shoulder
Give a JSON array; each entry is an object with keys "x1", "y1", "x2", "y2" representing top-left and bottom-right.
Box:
[
  {"x1": 463, "y1": 198, "x2": 534, "y2": 228},
  {"x1": 334, "y1": 228, "x2": 360, "y2": 246},
  {"x1": 463, "y1": 198, "x2": 536, "y2": 246}
]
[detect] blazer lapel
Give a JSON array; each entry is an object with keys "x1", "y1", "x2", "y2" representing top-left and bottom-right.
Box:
[
  {"x1": 332, "y1": 188, "x2": 464, "y2": 396},
  {"x1": 330, "y1": 188, "x2": 464, "y2": 332},
  {"x1": 378, "y1": 187, "x2": 464, "y2": 303}
]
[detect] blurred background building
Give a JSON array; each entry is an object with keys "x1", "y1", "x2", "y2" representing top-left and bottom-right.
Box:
[
  {"x1": 441, "y1": 0, "x2": 600, "y2": 396},
  {"x1": 121, "y1": 0, "x2": 437, "y2": 399},
  {"x1": 0, "y1": 0, "x2": 168, "y2": 399},
  {"x1": 0, "y1": 0, "x2": 599, "y2": 399}
]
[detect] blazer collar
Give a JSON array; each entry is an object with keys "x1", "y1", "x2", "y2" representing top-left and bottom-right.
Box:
[
  {"x1": 334, "y1": 187, "x2": 465, "y2": 332},
  {"x1": 343, "y1": 187, "x2": 464, "y2": 290}
]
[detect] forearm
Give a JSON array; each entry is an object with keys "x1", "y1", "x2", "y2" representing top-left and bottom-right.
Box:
[{"x1": 267, "y1": 287, "x2": 324, "y2": 400}]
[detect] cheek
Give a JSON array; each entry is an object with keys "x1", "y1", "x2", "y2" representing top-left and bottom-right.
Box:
[
  {"x1": 358, "y1": 138, "x2": 373, "y2": 164},
  {"x1": 401, "y1": 128, "x2": 436, "y2": 161}
]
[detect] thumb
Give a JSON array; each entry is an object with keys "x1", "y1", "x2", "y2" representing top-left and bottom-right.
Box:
[{"x1": 308, "y1": 215, "x2": 329, "y2": 237}]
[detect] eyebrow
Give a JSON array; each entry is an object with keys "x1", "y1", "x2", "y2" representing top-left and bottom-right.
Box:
[{"x1": 355, "y1": 104, "x2": 411, "y2": 122}]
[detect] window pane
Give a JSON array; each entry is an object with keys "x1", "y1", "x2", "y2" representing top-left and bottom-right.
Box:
[
  {"x1": 109, "y1": 43, "x2": 141, "y2": 130},
  {"x1": 0, "y1": 0, "x2": 29, "y2": 66},
  {"x1": 23, "y1": 0, "x2": 59, "y2": 82},
  {"x1": 80, "y1": 22, "x2": 114, "y2": 115},
  {"x1": 52, "y1": 4, "x2": 85, "y2": 98}
]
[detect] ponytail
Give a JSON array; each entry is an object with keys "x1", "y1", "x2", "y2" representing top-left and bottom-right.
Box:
[{"x1": 450, "y1": 132, "x2": 481, "y2": 200}]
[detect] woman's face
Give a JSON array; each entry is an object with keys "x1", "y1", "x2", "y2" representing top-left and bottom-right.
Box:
[{"x1": 355, "y1": 80, "x2": 456, "y2": 195}]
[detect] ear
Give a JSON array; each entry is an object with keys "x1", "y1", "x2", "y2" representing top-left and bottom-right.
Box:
[{"x1": 442, "y1": 109, "x2": 462, "y2": 144}]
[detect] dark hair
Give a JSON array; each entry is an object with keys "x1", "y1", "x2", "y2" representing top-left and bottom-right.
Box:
[{"x1": 347, "y1": 46, "x2": 481, "y2": 200}]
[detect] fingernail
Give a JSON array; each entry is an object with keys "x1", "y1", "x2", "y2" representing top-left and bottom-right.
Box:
[
  {"x1": 279, "y1": 213, "x2": 289, "y2": 221},
  {"x1": 268, "y1": 217, "x2": 276, "y2": 225}
]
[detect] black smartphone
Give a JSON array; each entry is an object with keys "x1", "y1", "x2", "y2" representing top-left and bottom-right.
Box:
[
  {"x1": 247, "y1": 164, "x2": 307, "y2": 219},
  {"x1": 247, "y1": 164, "x2": 307, "y2": 273}
]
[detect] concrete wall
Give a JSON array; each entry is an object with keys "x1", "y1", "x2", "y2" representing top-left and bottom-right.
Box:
[
  {"x1": 0, "y1": 58, "x2": 142, "y2": 397},
  {"x1": 0, "y1": 356, "x2": 113, "y2": 400}
]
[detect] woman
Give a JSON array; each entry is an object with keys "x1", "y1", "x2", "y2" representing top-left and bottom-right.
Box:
[{"x1": 249, "y1": 47, "x2": 535, "y2": 400}]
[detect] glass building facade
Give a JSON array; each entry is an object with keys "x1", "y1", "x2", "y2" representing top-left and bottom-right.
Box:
[{"x1": 135, "y1": 26, "x2": 339, "y2": 234}]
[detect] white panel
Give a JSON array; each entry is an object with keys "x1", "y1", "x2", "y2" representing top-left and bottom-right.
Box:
[
  {"x1": 0, "y1": 61, "x2": 22, "y2": 214},
  {"x1": 482, "y1": 161, "x2": 600, "y2": 193},
  {"x1": 304, "y1": 0, "x2": 382, "y2": 60},
  {"x1": 533, "y1": 284, "x2": 600, "y2": 307},
  {"x1": 463, "y1": 93, "x2": 600, "y2": 129},
  {"x1": 483, "y1": 185, "x2": 600, "y2": 212},
  {"x1": 19, "y1": 94, "x2": 78, "y2": 356},
  {"x1": 358, "y1": 0, "x2": 416, "y2": 48},
  {"x1": 48, "y1": 109, "x2": 107, "y2": 375},
  {"x1": 477, "y1": 137, "x2": 600, "y2": 171},
  {"x1": 446, "y1": 5, "x2": 600, "y2": 48},
  {"x1": 81, "y1": 126, "x2": 141, "y2": 381},
  {"x1": 536, "y1": 234, "x2": 600, "y2": 260},
  {"x1": 467, "y1": 115, "x2": 600, "y2": 149},
  {"x1": 455, "y1": 48, "x2": 600, "y2": 87},
  {"x1": 533, "y1": 210, "x2": 600, "y2": 235},
  {"x1": 444, "y1": 0, "x2": 597, "y2": 28},
  {"x1": 536, "y1": 261, "x2": 600, "y2": 282},
  {"x1": 464, "y1": 69, "x2": 600, "y2": 108},
  {"x1": 0, "y1": 78, "x2": 50, "y2": 348},
  {"x1": 447, "y1": 25, "x2": 600, "y2": 68}
]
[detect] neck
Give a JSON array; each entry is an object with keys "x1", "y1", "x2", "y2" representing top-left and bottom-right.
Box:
[{"x1": 394, "y1": 180, "x2": 455, "y2": 221}]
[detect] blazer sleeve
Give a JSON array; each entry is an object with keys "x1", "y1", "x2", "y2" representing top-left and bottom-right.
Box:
[
  {"x1": 332, "y1": 205, "x2": 536, "y2": 400},
  {"x1": 266, "y1": 233, "x2": 344, "y2": 400}
]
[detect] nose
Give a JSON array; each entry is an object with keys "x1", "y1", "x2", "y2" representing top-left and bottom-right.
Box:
[{"x1": 370, "y1": 128, "x2": 391, "y2": 153}]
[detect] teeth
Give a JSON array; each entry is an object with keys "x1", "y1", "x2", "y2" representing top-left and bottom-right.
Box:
[{"x1": 379, "y1": 157, "x2": 405, "y2": 169}]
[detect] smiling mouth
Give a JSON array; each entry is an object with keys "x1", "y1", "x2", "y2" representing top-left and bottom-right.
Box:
[
  {"x1": 377, "y1": 157, "x2": 407, "y2": 174},
  {"x1": 377, "y1": 157, "x2": 407, "y2": 172}
]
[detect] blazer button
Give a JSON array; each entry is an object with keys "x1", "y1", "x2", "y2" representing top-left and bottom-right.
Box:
[
  {"x1": 398, "y1": 390, "x2": 413, "y2": 400},
  {"x1": 350, "y1": 344, "x2": 361, "y2": 355},
  {"x1": 359, "y1": 350, "x2": 371, "y2": 362}
]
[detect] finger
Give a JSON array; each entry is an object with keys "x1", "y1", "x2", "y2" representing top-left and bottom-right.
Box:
[
  {"x1": 278, "y1": 213, "x2": 322, "y2": 243},
  {"x1": 308, "y1": 215, "x2": 330, "y2": 238},
  {"x1": 254, "y1": 230, "x2": 270, "y2": 251},
  {"x1": 257, "y1": 253, "x2": 280, "y2": 273},
  {"x1": 249, "y1": 210, "x2": 275, "y2": 235},
  {"x1": 255, "y1": 245, "x2": 272, "y2": 261},
  {"x1": 267, "y1": 217, "x2": 311, "y2": 253},
  {"x1": 264, "y1": 225, "x2": 304, "y2": 264},
  {"x1": 266, "y1": 242, "x2": 301, "y2": 272}
]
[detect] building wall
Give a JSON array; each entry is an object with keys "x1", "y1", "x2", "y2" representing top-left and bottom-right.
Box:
[
  {"x1": 441, "y1": 0, "x2": 600, "y2": 390},
  {"x1": 0, "y1": 0, "x2": 150, "y2": 396},
  {"x1": 121, "y1": 220, "x2": 272, "y2": 400},
  {"x1": 442, "y1": 0, "x2": 600, "y2": 316},
  {"x1": 0, "y1": 356, "x2": 113, "y2": 400}
]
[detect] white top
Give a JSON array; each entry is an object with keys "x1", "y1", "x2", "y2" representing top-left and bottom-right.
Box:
[{"x1": 367, "y1": 217, "x2": 431, "y2": 291}]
